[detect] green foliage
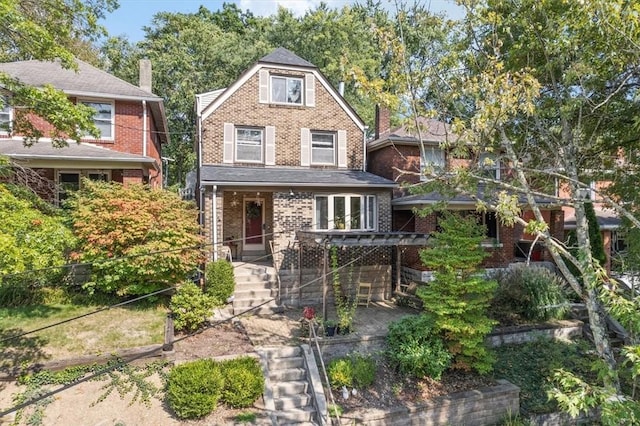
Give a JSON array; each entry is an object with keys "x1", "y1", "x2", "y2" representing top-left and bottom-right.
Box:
[
  {"x1": 166, "y1": 359, "x2": 224, "y2": 419},
  {"x1": 328, "y1": 357, "x2": 353, "y2": 389},
  {"x1": 351, "y1": 354, "x2": 376, "y2": 388},
  {"x1": 0, "y1": 183, "x2": 75, "y2": 306},
  {"x1": 386, "y1": 315, "x2": 451, "y2": 380},
  {"x1": 219, "y1": 356, "x2": 264, "y2": 408},
  {"x1": 493, "y1": 338, "x2": 596, "y2": 414},
  {"x1": 68, "y1": 180, "x2": 205, "y2": 296},
  {"x1": 417, "y1": 212, "x2": 497, "y2": 374},
  {"x1": 491, "y1": 265, "x2": 570, "y2": 323},
  {"x1": 330, "y1": 247, "x2": 357, "y2": 332},
  {"x1": 205, "y1": 259, "x2": 236, "y2": 305},
  {"x1": 170, "y1": 282, "x2": 215, "y2": 332}
]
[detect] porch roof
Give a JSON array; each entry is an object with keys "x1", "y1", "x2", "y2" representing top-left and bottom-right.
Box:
[
  {"x1": 200, "y1": 165, "x2": 397, "y2": 188},
  {"x1": 296, "y1": 230, "x2": 430, "y2": 247},
  {"x1": 392, "y1": 189, "x2": 560, "y2": 209}
]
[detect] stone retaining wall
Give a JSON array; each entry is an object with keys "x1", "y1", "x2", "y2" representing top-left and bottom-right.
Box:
[
  {"x1": 486, "y1": 320, "x2": 583, "y2": 348},
  {"x1": 341, "y1": 380, "x2": 520, "y2": 426}
]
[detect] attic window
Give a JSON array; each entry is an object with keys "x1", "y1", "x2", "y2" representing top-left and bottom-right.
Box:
[
  {"x1": 80, "y1": 100, "x2": 114, "y2": 139},
  {"x1": 0, "y1": 96, "x2": 12, "y2": 133},
  {"x1": 271, "y1": 76, "x2": 302, "y2": 105}
]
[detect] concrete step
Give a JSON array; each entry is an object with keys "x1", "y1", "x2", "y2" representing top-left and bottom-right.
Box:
[
  {"x1": 275, "y1": 394, "x2": 312, "y2": 410},
  {"x1": 279, "y1": 422, "x2": 317, "y2": 426},
  {"x1": 269, "y1": 355, "x2": 304, "y2": 370},
  {"x1": 233, "y1": 297, "x2": 277, "y2": 308},
  {"x1": 270, "y1": 367, "x2": 306, "y2": 382},
  {"x1": 273, "y1": 380, "x2": 309, "y2": 398},
  {"x1": 234, "y1": 288, "x2": 274, "y2": 300},
  {"x1": 262, "y1": 346, "x2": 303, "y2": 359},
  {"x1": 234, "y1": 271, "x2": 274, "y2": 282},
  {"x1": 274, "y1": 407, "x2": 316, "y2": 423},
  {"x1": 233, "y1": 304, "x2": 284, "y2": 316}
]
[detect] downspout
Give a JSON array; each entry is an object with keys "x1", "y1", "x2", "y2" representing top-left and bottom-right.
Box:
[
  {"x1": 212, "y1": 185, "x2": 218, "y2": 261},
  {"x1": 363, "y1": 125, "x2": 368, "y2": 171}
]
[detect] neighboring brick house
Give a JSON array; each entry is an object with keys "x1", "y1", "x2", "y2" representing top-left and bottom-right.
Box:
[
  {"x1": 0, "y1": 59, "x2": 168, "y2": 203},
  {"x1": 367, "y1": 109, "x2": 565, "y2": 274},
  {"x1": 196, "y1": 48, "x2": 401, "y2": 305}
]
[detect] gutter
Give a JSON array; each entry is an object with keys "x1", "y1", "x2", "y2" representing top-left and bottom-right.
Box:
[
  {"x1": 212, "y1": 185, "x2": 218, "y2": 261},
  {"x1": 198, "y1": 181, "x2": 397, "y2": 189}
]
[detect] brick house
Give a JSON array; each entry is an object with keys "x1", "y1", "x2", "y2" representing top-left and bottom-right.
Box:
[
  {"x1": 196, "y1": 48, "x2": 414, "y2": 306},
  {"x1": 367, "y1": 109, "x2": 565, "y2": 275},
  {"x1": 0, "y1": 59, "x2": 168, "y2": 203}
]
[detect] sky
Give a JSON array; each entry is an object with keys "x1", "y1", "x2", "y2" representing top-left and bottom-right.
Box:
[{"x1": 100, "y1": 0, "x2": 464, "y2": 42}]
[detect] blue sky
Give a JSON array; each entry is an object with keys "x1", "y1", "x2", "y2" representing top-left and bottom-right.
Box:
[{"x1": 101, "y1": 0, "x2": 464, "y2": 42}]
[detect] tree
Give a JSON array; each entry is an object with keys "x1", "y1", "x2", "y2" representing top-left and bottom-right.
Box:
[
  {"x1": 364, "y1": 0, "x2": 640, "y2": 396},
  {"x1": 417, "y1": 212, "x2": 496, "y2": 373},
  {"x1": 68, "y1": 180, "x2": 205, "y2": 296},
  {"x1": 0, "y1": 0, "x2": 118, "y2": 146}
]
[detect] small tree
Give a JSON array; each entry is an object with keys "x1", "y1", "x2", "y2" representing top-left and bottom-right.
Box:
[
  {"x1": 205, "y1": 259, "x2": 235, "y2": 305},
  {"x1": 417, "y1": 212, "x2": 497, "y2": 374},
  {"x1": 68, "y1": 180, "x2": 205, "y2": 296}
]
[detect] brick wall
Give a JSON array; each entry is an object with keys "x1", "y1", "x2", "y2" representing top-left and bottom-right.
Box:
[
  {"x1": 201, "y1": 68, "x2": 363, "y2": 169},
  {"x1": 368, "y1": 145, "x2": 420, "y2": 197}
]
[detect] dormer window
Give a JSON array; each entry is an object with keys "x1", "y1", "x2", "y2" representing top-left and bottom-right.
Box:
[
  {"x1": 0, "y1": 96, "x2": 12, "y2": 133},
  {"x1": 271, "y1": 76, "x2": 302, "y2": 105},
  {"x1": 420, "y1": 146, "x2": 445, "y2": 181}
]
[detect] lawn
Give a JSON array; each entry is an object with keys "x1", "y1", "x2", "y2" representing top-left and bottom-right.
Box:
[{"x1": 0, "y1": 302, "x2": 167, "y2": 373}]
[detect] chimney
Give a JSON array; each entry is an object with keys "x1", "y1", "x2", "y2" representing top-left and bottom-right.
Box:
[
  {"x1": 374, "y1": 104, "x2": 391, "y2": 140},
  {"x1": 139, "y1": 59, "x2": 152, "y2": 93}
]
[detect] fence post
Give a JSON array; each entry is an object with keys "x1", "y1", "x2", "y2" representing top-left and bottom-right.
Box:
[{"x1": 163, "y1": 313, "x2": 174, "y2": 352}]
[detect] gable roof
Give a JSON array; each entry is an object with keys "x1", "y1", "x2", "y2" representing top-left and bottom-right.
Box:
[
  {"x1": 259, "y1": 47, "x2": 315, "y2": 68},
  {"x1": 198, "y1": 48, "x2": 364, "y2": 131},
  {"x1": 368, "y1": 117, "x2": 457, "y2": 151}
]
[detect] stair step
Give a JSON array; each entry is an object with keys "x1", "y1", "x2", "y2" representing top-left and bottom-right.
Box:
[
  {"x1": 269, "y1": 356, "x2": 304, "y2": 370},
  {"x1": 274, "y1": 380, "x2": 309, "y2": 397},
  {"x1": 279, "y1": 422, "x2": 317, "y2": 426},
  {"x1": 234, "y1": 272, "x2": 274, "y2": 282},
  {"x1": 274, "y1": 407, "x2": 316, "y2": 423},
  {"x1": 233, "y1": 298, "x2": 276, "y2": 308},
  {"x1": 263, "y1": 346, "x2": 303, "y2": 358},
  {"x1": 275, "y1": 394, "x2": 311, "y2": 410},
  {"x1": 234, "y1": 288, "x2": 274, "y2": 299},
  {"x1": 271, "y1": 367, "x2": 306, "y2": 382},
  {"x1": 233, "y1": 305, "x2": 284, "y2": 316}
]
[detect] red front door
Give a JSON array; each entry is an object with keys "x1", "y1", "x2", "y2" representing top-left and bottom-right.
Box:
[{"x1": 244, "y1": 200, "x2": 264, "y2": 248}]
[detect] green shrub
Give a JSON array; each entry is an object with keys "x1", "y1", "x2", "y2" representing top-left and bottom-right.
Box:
[
  {"x1": 170, "y1": 282, "x2": 216, "y2": 332},
  {"x1": 386, "y1": 315, "x2": 451, "y2": 380},
  {"x1": 219, "y1": 356, "x2": 264, "y2": 408},
  {"x1": 205, "y1": 260, "x2": 236, "y2": 305},
  {"x1": 351, "y1": 354, "x2": 376, "y2": 388},
  {"x1": 491, "y1": 265, "x2": 569, "y2": 323},
  {"x1": 166, "y1": 359, "x2": 224, "y2": 419},
  {"x1": 328, "y1": 357, "x2": 353, "y2": 389}
]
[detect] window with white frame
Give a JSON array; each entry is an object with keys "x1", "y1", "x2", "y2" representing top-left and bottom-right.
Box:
[
  {"x1": 479, "y1": 152, "x2": 501, "y2": 180},
  {"x1": 420, "y1": 146, "x2": 445, "y2": 181},
  {"x1": 311, "y1": 132, "x2": 336, "y2": 165},
  {"x1": 271, "y1": 76, "x2": 303, "y2": 105},
  {"x1": 81, "y1": 100, "x2": 114, "y2": 139},
  {"x1": 235, "y1": 127, "x2": 263, "y2": 163},
  {"x1": 314, "y1": 194, "x2": 377, "y2": 231},
  {"x1": 57, "y1": 170, "x2": 111, "y2": 205},
  {"x1": 0, "y1": 96, "x2": 12, "y2": 132}
]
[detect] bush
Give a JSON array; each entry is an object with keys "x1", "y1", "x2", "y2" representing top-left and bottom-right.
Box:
[
  {"x1": 491, "y1": 265, "x2": 569, "y2": 323},
  {"x1": 328, "y1": 357, "x2": 353, "y2": 389},
  {"x1": 68, "y1": 180, "x2": 205, "y2": 296},
  {"x1": 386, "y1": 315, "x2": 451, "y2": 380},
  {"x1": 205, "y1": 260, "x2": 235, "y2": 305},
  {"x1": 170, "y1": 282, "x2": 216, "y2": 332},
  {"x1": 219, "y1": 356, "x2": 264, "y2": 408},
  {"x1": 351, "y1": 354, "x2": 376, "y2": 388},
  {"x1": 166, "y1": 359, "x2": 224, "y2": 419}
]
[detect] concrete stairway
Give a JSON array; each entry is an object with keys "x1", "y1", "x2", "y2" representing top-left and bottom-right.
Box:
[
  {"x1": 232, "y1": 262, "x2": 282, "y2": 315},
  {"x1": 259, "y1": 345, "x2": 324, "y2": 426}
]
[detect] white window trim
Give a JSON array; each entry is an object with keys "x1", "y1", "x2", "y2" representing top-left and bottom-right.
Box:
[
  {"x1": 270, "y1": 75, "x2": 303, "y2": 105},
  {"x1": 0, "y1": 96, "x2": 12, "y2": 134},
  {"x1": 56, "y1": 170, "x2": 112, "y2": 205},
  {"x1": 420, "y1": 146, "x2": 445, "y2": 181},
  {"x1": 235, "y1": 127, "x2": 264, "y2": 164},
  {"x1": 314, "y1": 194, "x2": 377, "y2": 231},
  {"x1": 310, "y1": 131, "x2": 336, "y2": 166},
  {"x1": 79, "y1": 98, "x2": 115, "y2": 140},
  {"x1": 479, "y1": 152, "x2": 501, "y2": 180}
]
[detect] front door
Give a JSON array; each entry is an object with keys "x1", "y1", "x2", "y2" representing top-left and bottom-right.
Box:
[{"x1": 243, "y1": 198, "x2": 264, "y2": 251}]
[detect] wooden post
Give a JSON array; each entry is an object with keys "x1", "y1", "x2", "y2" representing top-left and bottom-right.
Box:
[
  {"x1": 395, "y1": 246, "x2": 402, "y2": 298},
  {"x1": 163, "y1": 313, "x2": 174, "y2": 352},
  {"x1": 323, "y1": 245, "x2": 328, "y2": 321}
]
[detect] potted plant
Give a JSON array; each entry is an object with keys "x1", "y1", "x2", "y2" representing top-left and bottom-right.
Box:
[{"x1": 324, "y1": 319, "x2": 337, "y2": 337}]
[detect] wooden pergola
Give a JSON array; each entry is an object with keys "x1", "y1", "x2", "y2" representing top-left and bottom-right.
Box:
[{"x1": 296, "y1": 231, "x2": 431, "y2": 320}]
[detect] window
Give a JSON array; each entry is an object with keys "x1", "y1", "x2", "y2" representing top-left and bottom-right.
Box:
[
  {"x1": 420, "y1": 146, "x2": 445, "y2": 181},
  {"x1": 0, "y1": 96, "x2": 12, "y2": 132},
  {"x1": 311, "y1": 132, "x2": 335, "y2": 165},
  {"x1": 57, "y1": 170, "x2": 111, "y2": 205},
  {"x1": 81, "y1": 100, "x2": 114, "y2": 139},
  {"x1": 235, "y1": 127, "x2": 263, "y2": 163},
  {"x1": 271, "y1": 76, "x2": 303, "y2": 105},
  {"x1": 314, "y1": 194, "x2": 377, "y2": 231},
  {"x1": 479, "y1": 153, "x2": 500, "y2": 180}
]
